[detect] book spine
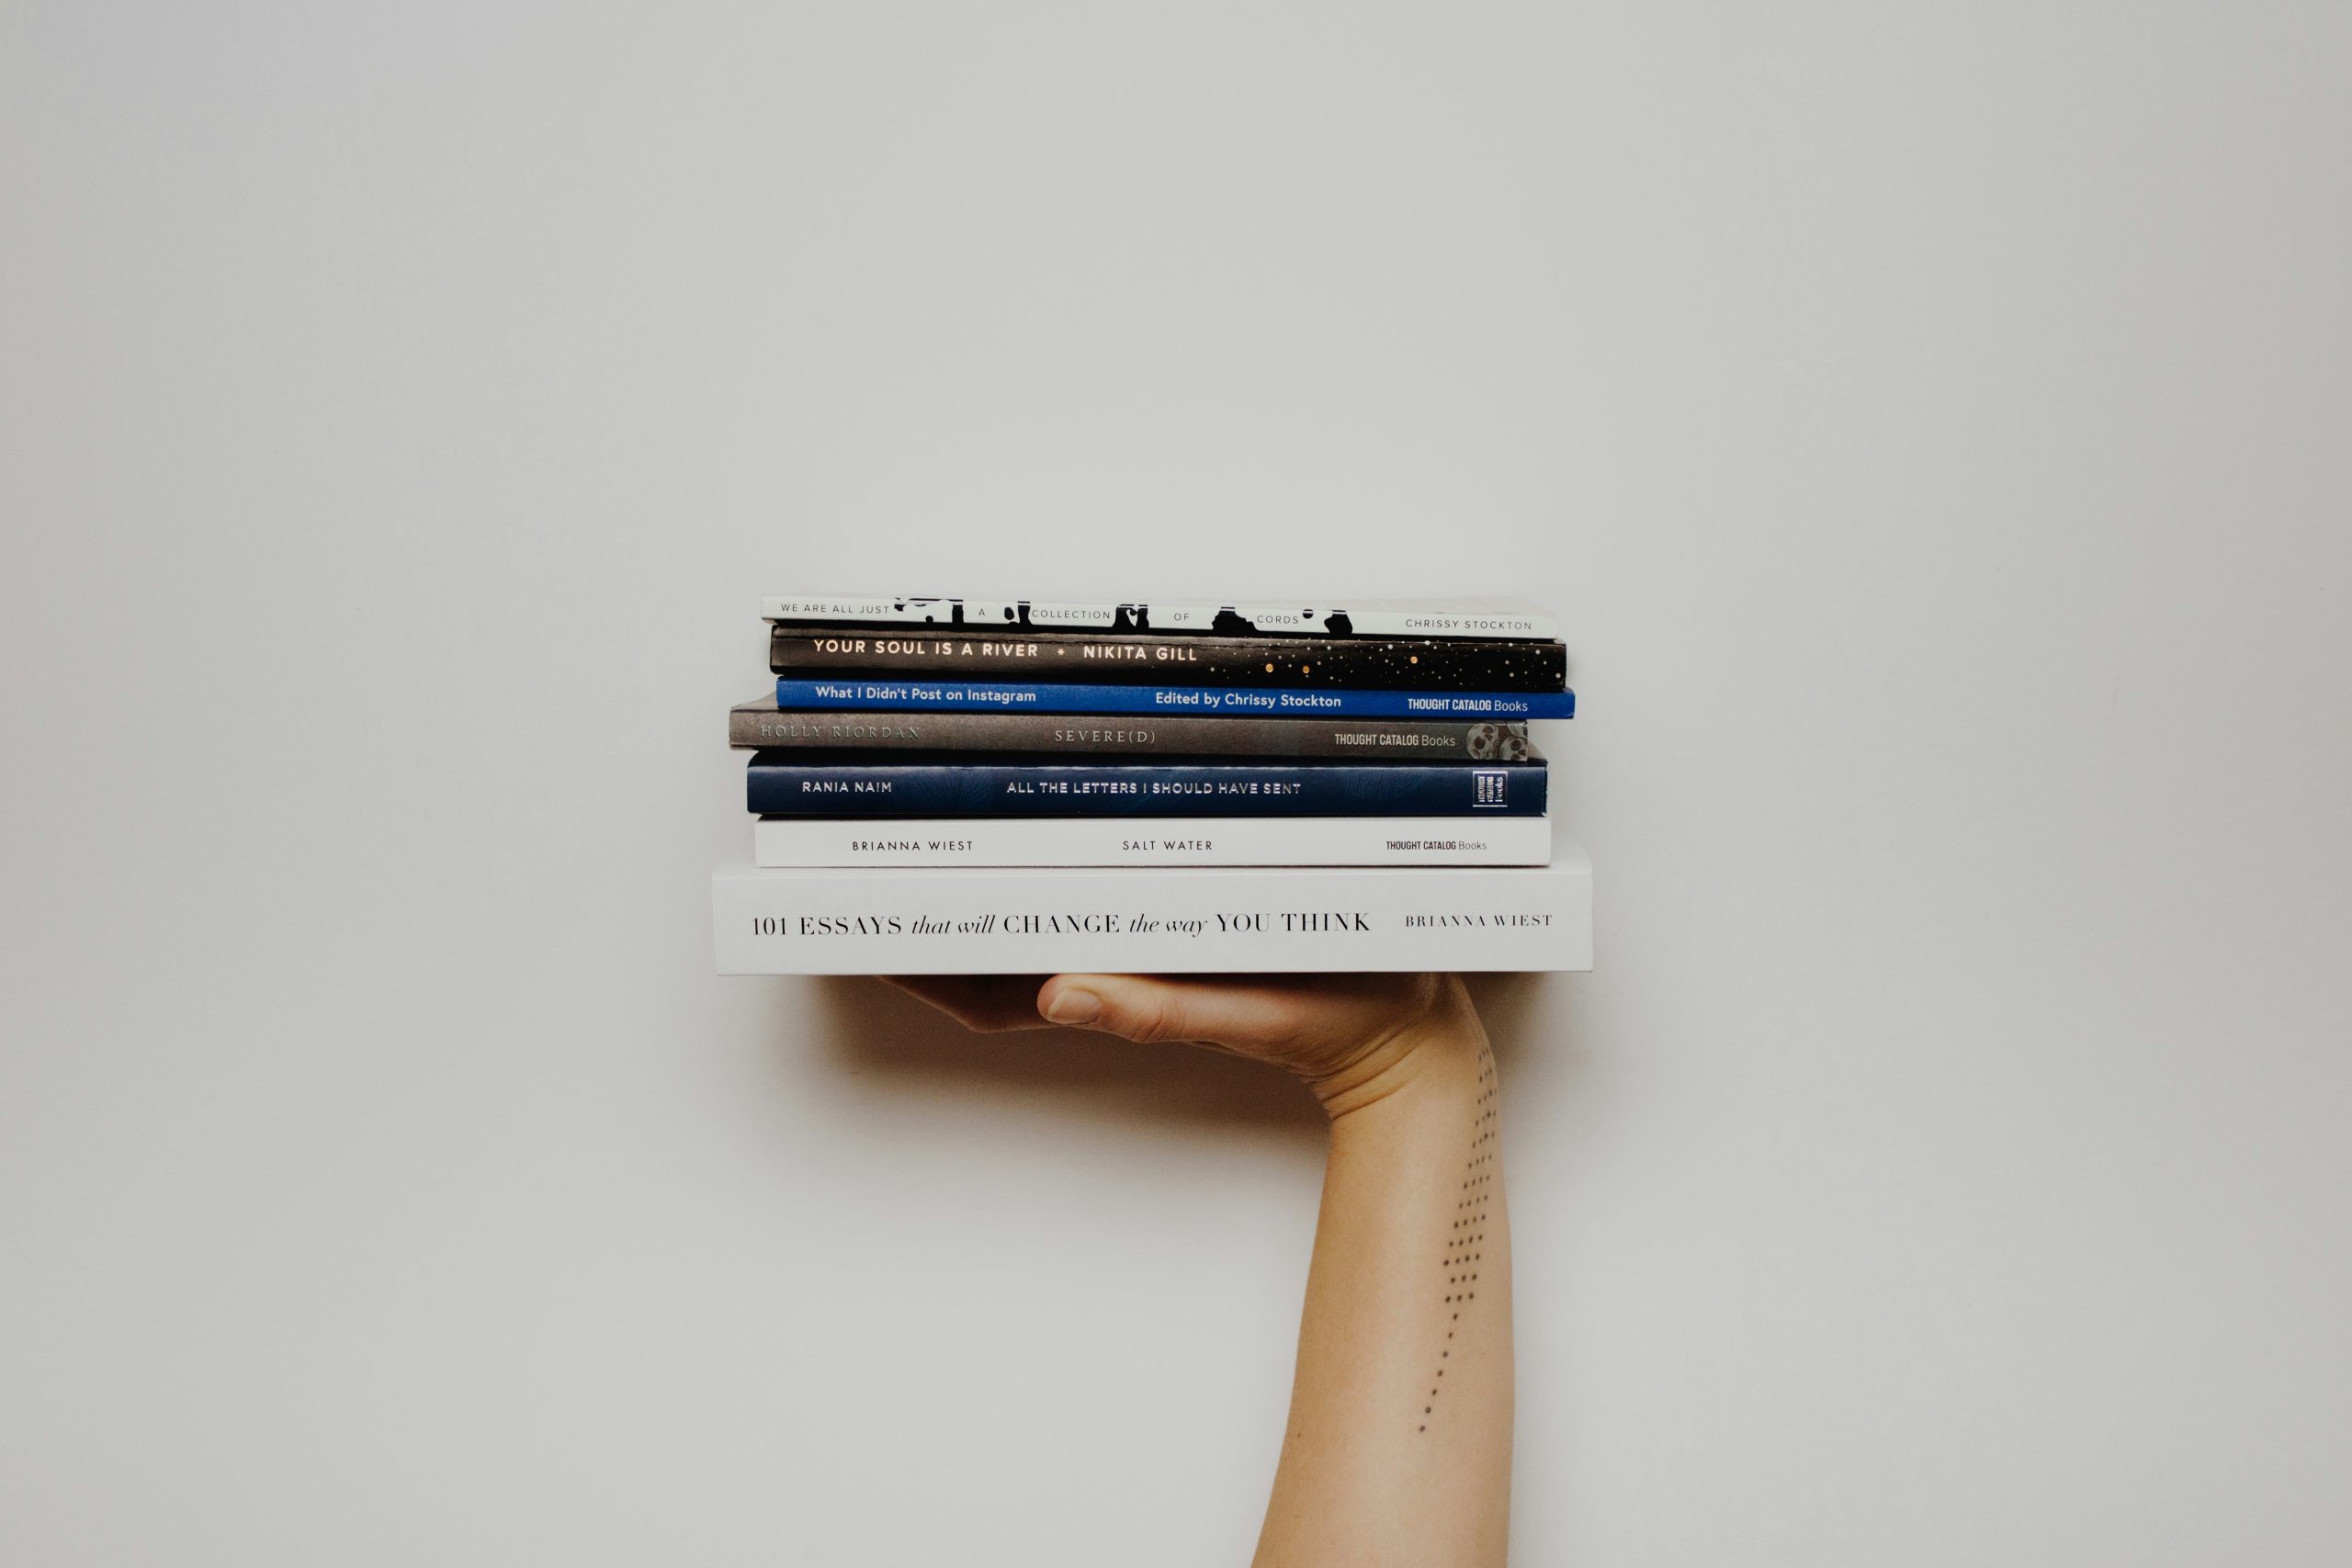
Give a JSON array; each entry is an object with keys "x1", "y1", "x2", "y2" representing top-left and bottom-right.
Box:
[
  {"x1": 711, "y1": 844, "x2": 1595, "y2": 975},
  {"x1": 770, "y1": 626, "x2": 1566, "y2": 691},
  {"x1": 774, "y1": 679, "x2": 1577, "y2": 720},
  {"x1": 759, "y1": 595, "x2": 1560, "y2": 640},
  {"x1": 753, "y1": 816, "x2": 1555, "y2": 867},
  {"x1": 729, "y1": 706, "x2": 1535, "y2": 760},
  {"x1": 744, "y1": 758, "x2": 1547, "y2": 818}
]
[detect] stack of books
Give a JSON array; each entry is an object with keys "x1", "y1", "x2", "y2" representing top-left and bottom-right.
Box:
[{"x1": 711, "y1": 594, "x2": 1592, "y2": 975}]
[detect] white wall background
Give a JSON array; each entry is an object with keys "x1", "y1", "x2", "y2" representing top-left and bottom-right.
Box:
[{"x1": 5, "y1": 4, "x2": 2348, "y2": 1563}]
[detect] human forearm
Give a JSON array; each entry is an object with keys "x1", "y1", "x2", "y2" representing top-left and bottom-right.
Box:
[
  {"x1": 1255, "y1": 988, "x2": 1512, "y2": 1567},
  {"x1": 882, "y1": 971, "x2": 1516, "y2": 1563}
]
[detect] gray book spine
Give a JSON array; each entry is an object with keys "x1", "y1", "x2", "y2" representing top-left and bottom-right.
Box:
[{"x1": 728, "y1": 702, "x2": 1533, "y2": 761}]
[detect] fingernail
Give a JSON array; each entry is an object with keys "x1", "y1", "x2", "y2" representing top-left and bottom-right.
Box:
[{"x1": 1043, "y1": 987, "x2": 1102, "y2": 1025}]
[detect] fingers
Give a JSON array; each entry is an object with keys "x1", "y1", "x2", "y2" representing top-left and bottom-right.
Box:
[{"x1": 879, "y1": 975, "x2": 1057, "y2": 1032}]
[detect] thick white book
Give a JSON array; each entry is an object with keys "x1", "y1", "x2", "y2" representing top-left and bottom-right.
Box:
[
  {"x1": 752, "y1": 815, "x2": 1555, "y2": 868},
  {"x1": 759, "y1": 592, "x2": 1559, "y2": 641},
  {"x1": 711, "y1": 828, "x2": 1591, "y2": 975}
]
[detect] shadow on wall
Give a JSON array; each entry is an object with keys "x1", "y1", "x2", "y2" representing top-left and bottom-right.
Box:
[
  {"x1": 771, "y1": 973, "x2": 1555, "y2": 1146},
  {"x1": 1464, "y1": 974, "x2": 1548, "y2": 1076}
]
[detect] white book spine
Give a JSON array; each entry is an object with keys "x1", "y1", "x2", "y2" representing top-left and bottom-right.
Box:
[
  {"x1": 711, "y1": 839, "x2": 1592, "y2": 975},
  {"x1": 758, "y1": 594, "x2": 1559, "y2": 641},
  {"x1": 753, "y1": 815, "x2": 1554, "y2": 868}
]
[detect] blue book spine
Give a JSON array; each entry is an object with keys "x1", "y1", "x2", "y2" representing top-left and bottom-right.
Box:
[
  {"x1": 746, "y1": 757, "x2": 1549, "y2": 818},
  {"x1": 774, "y1": 679, "x2": 1576, "y2": 720}
]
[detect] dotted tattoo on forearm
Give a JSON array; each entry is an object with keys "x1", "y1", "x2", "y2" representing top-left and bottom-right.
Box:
[{"x1": 1423, "y1": 1045, "x2": 1498, "y2": 1433}]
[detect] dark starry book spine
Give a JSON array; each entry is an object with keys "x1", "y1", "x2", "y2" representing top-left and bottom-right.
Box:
[{"x1": 770, "y1": 626, "x2": 1566, "y2": 692}]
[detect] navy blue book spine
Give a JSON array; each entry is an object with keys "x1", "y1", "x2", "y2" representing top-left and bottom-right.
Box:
[
  {"x1": 745, "y1": 756, "x2": 1549, "y2": 818},
  {"x1": 775, "y1": 678, "x2": 1576, "y2": 720}
]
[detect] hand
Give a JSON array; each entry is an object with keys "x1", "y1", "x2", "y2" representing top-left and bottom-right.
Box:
[{"x1": 879, "y1": 972, "x2": 1487, "y2": 1118}]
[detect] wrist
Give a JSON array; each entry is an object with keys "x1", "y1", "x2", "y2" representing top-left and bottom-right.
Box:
[{"x1": 1301, "y1": 976, "x2": 1492, "y2": 1123}]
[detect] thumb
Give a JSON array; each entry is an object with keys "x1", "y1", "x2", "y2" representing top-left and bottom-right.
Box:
[
  {"x1": 1035, "y1": 973, "x2": 1284, "y2": 1050},
  {"x1": 1033, "y1": 974, "x2": 1469, "y2": 1100},
  {"x1": 1034, "y1": 973, "x2": 1430, "y2": 1062}
]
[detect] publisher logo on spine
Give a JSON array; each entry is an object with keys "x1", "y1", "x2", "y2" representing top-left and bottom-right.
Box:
[{"x1": 1472, "y1": 769, "x2": 1508, "y2": 808}]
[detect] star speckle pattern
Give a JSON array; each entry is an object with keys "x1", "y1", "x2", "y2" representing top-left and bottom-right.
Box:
[{"x1": 775, "y1": 627, "x2": 1566, "y2": 693}]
